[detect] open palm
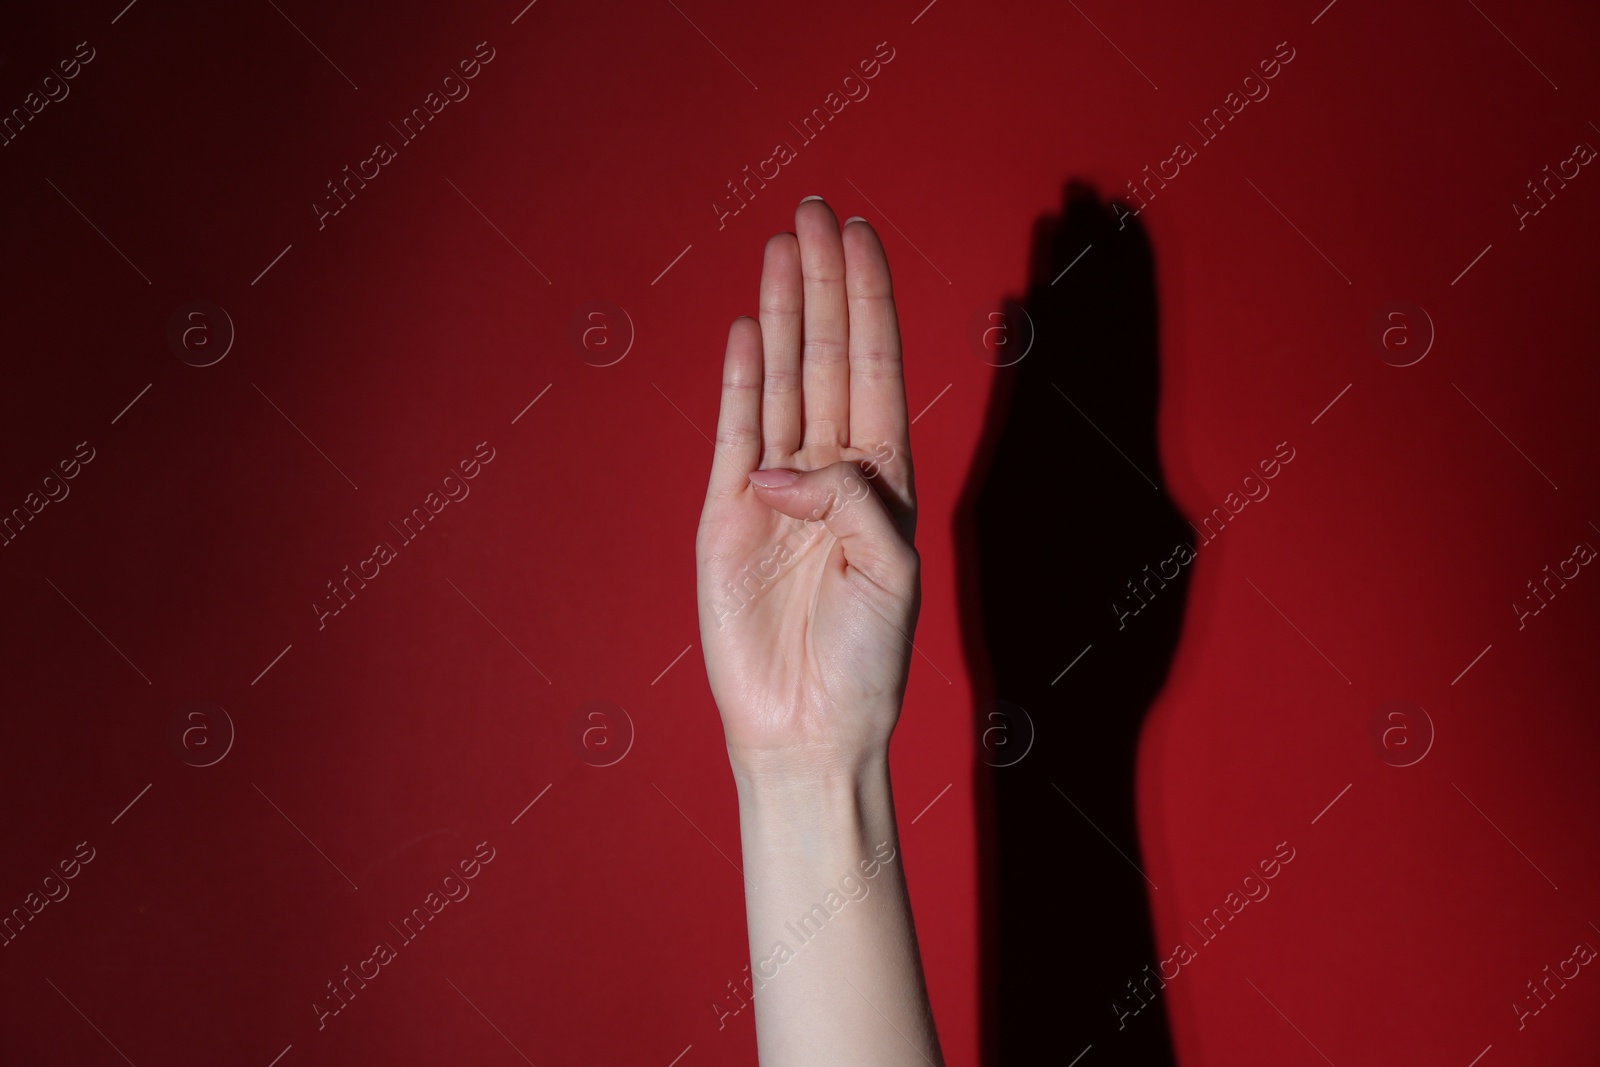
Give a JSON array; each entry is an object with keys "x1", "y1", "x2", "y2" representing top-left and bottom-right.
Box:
[{"x1": 696, "y1": 197, "x2": 920, "y2": 781}]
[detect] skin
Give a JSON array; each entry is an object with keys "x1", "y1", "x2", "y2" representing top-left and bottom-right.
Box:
[{"x1": 696, "y1": 196, "x2": 943, "y2": 1066}]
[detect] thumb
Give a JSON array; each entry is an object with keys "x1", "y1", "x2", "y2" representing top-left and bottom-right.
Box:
[{"x1": 747, "y1": 461, "x2": 914, "y2": 583}]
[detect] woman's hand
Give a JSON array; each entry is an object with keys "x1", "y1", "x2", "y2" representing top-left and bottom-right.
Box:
[{"x1": 696, "y1": 196, "x2": 919, "y2": 786}]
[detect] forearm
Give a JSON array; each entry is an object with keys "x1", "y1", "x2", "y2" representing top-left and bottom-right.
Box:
[{"x1": 732, "y1": 756, "x2": 944, "y2": 1067}]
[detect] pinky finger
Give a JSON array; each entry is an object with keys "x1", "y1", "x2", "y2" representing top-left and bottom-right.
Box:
[{"x1": 706, "y1": 315, "x2": 764, "y2": 498}]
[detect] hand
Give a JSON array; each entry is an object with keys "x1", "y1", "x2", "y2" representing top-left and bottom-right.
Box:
[{"x1": 696, "y1": 197, "x2": 920, "y2": 785}]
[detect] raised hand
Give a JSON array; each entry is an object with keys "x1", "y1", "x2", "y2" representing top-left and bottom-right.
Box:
[{"x1": 695, "y1": 196, "x2": 919, "y2": 785}]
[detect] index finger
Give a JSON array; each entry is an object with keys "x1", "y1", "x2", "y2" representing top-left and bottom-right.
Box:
[{"x1": 843, "y1": 218, "x2": 912, "y2": 484}]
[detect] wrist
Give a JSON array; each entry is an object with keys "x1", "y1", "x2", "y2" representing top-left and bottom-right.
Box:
[
  {"x1": 732, "y1": 751, "x2": 897, "y2": 858},
  {"x1": 731, "y1": 743, "x2": 891, "y2": 805}
]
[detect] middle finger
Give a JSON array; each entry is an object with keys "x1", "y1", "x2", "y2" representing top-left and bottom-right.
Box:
[{"x1": 796, "y1": 196, "x2": 850, "y2": 450}]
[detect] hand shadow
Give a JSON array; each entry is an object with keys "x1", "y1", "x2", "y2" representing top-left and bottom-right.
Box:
[{"x1": 955, "y1": 179, "x2": 1189, "y2": 1066}]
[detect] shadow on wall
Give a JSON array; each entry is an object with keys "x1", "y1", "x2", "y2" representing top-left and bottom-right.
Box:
[{"x1": 955, "y1": 179, "x2": 1191, "y2": 1066}]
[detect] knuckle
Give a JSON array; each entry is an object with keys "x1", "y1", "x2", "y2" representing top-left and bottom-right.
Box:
[
  {"x1": 847, "y1": 281, "x2": 895, "y2": 302},
  {"x1": 761, "y1": 366, "x2": 801, "y2": 393},
  {"x1": 848, "y1": 350, "x2": 903, "y2": 381},
  {"x1": 802, "y1": 336, "x2": 848, "y2": 358},
  {"x1": 715, "y1": 425, "x2": 753, "y2": 448},
  {"x1": 807, "y1": 415, "x2": 847, "y2": 440},
  {"x1": 801, "y1": 264, "x2": 845, "y2": 285},
  {"x1": 759, "y1": 284, "x2": 801, "y2": 316}
]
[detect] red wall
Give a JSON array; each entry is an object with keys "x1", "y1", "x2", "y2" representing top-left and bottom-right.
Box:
[{"x1": 1, "y1": 1, "x2": 1596, "y2": 1064}]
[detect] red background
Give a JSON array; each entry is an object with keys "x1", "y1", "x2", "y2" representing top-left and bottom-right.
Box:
[{"x1": 2, "y1": 0, "x2": 1598, "y2": 1064}]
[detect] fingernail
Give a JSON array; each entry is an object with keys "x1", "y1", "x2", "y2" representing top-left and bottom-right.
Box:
[
  {"x1": 799, "y1": 195, "x2": 825, "y2": 204},
  {"x1": 748, "y1": 468, "x2": 800, "y2": 488},
  {"x1": 844, "y1": 215, "x2": 867, "y2": 224}
]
